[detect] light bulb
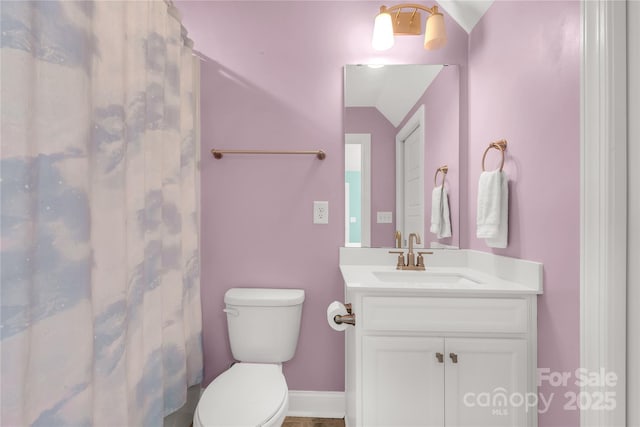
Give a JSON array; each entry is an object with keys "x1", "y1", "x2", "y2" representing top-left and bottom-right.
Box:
[
  {"x1": 424, "y1": 12, "x2": 447, "y2": 50},
  {"x1": 372, "y1": 12, "x2": 394, "y2": 51}
]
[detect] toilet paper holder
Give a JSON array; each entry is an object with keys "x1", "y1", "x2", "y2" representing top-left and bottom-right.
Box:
[{"x1": 334, "y1": 303, "x2": 356, "y2": 326}]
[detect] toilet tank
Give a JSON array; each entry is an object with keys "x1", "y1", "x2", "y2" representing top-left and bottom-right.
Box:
[{"x1": 224, "y1": 288, "x2": 305, "y2": 363}]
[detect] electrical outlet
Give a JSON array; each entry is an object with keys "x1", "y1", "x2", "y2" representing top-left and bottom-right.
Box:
[{"x1": 313, "y1": 201, "x2": 329, "y2": 224}]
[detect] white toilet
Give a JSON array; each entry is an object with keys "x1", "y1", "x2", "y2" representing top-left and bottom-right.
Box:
[{"x1": 194, "y1": 288, "x2": 305, "y2": 427}]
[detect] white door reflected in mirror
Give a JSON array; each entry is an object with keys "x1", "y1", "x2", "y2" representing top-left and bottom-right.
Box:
[{"x1": 396, "y1": 105, "x2": 425, "y2": 248}]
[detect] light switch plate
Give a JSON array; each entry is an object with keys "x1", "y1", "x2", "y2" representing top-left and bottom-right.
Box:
[
  {"x1": 314, "y1": 201, "x2": 329, "y2": 224},
  {"x1": 377, "y1": 211, "x2": 393, "y2": 223}
]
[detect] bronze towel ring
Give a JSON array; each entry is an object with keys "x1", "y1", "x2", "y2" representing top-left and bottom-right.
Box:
[
  {"x1": 434, "y1": 165, "x2": 448, "y2": 186},
  {"x1": 481, "y1": 139, "x2": 508, "y2": 172}
]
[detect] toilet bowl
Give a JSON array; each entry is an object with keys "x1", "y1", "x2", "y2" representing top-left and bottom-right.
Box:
[
  {"x1": 193, "y1": 288, "x2": 304, "y2": 427},
  {"x1": 194, "y1": 363, "x2": 288, "y2": 427}
]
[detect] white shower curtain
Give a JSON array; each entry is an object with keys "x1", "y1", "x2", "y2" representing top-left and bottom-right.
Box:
[{"x1": 0, "y1": 1, "x2": 203, "y2": 425}]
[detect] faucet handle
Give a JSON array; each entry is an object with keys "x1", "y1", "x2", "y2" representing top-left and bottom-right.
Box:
[
  {"x1": 388, "y1": 250, "x2": 406, "y2": 269},
  {"x1": 416, "y1": 251, "x2": 434, "y2": 268}
]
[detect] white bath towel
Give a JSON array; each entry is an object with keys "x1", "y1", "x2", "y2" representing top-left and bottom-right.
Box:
[
  {"x1": 430, "y1": 185, "x2": 452, "y2": 239},
  {"x1": 476, "y1": 170, "x2": 508, "y2": 248}
]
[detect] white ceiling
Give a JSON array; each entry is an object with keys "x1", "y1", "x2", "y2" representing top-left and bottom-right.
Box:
[
  {"x1": 438, "y1": 0, "x2": 495, "y2": 34},
  {"x1": 344, "y1": 1, "x2": 494, "y2": 127},
  {"x1": 345, "y1": 64, "x2": 444, "y2": 127}
]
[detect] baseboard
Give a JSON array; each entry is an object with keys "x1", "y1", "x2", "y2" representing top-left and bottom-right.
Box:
[{"x1": 287, "y1": 390, "x2": 345, "y2": 419}]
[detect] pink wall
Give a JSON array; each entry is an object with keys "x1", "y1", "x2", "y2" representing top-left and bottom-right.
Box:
[
  {"x1": 176, "y1": 0, "x2": 469, "y2": 391},
  {"x1": 178, "y1": 2, "x2": 582, "y2": 424},
  {"x1": 344, "y1": 107, "x2": 397, "y2": 247},
  {"x1": 466, "y1": 1, "x2": 580, "y2": 425}
]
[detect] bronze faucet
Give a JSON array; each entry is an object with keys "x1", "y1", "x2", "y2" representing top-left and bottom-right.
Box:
[
  {"x1": 407, "y1": 233, "x2": 421, "y2": 267},
  {"x1": 388, "y1": 233, "x2": 433, "y2": 270}
]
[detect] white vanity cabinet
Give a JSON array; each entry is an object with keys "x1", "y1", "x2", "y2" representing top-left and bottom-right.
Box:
[{"x1": 345, "y1": 293, "x2": 537, "y2": 427}]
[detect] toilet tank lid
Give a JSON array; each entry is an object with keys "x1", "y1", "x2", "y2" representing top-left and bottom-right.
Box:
[{"x1": 225, "y1": 288, "x2": 305, "y2": 306}]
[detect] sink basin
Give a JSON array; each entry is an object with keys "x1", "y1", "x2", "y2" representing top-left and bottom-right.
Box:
[{"x1": 372, "y1": 270, "x2": 481, "y2": 286}]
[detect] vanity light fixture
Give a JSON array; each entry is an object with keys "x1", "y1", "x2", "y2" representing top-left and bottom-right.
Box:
[{"x1": 372, "y1": 3, "x2": 447, "y2": 51}]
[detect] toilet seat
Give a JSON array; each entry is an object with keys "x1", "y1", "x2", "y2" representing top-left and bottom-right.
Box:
[{"x1": 194, "y1": 363, "x2": 288, "y2": 427}]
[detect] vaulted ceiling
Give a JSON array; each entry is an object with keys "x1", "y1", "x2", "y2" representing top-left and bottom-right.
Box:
[
  {"x1": 345, "y1": 64, "x2": 443, "y2": 127},
  {"x1": 438, "y1": 0, "x2": 494, "y2": 34}
]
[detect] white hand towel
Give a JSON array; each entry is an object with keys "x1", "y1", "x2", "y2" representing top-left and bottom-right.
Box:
[
  {"x1": 430, "y1": 185, "x2": 452, "y2": 239},
  {"x1": 476, "y1": 170, "x2": 508, "y2": 248},
  {"x1": 485, "y1": 173, "x2": 508, "y2": 248}
]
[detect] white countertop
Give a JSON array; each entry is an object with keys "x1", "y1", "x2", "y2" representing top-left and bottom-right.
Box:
[{"x1": 339, "y1": 248, "x2": 543, "y2": 295}]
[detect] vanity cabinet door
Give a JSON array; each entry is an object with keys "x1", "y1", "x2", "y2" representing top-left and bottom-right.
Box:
[
  {"x1": 444, "y1": 338, "x2": 528, "y2": 427},
  {"x1": 362, "y1": 336, "x2": 445, "y2": 427}
]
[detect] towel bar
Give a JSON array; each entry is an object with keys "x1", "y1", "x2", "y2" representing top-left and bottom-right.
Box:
[
  {"x1": 211, "y1": 148, "x2": 326, "y2": 160},
  {"x1": 481, "y1": 139, "x2": 507, "y2": 171}
]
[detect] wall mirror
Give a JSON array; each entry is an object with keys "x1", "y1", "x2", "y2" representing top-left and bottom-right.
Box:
[{"x1": 344, "y1": 64, "x2": 460, "y2": 249}]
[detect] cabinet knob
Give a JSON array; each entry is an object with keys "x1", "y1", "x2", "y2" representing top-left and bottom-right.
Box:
[
  {"x1": 435, "y1": 352, "x2": 444, "y2": 363},
  {"x1": 449, "y1": 352, "x2": 458, "y2": 363}
]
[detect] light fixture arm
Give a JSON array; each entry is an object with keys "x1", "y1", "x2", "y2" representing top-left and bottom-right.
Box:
[
  {"x1": 372, "y1": 3, "x2": 447, "y2": 51},
  {"x1": 379, "y1": 4, "x2": 440, "y2": 16}
]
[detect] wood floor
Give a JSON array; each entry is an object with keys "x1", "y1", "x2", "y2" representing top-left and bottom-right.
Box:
[{"x1": 282, "y1": 417, "x2": 345, "y2": 427}]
